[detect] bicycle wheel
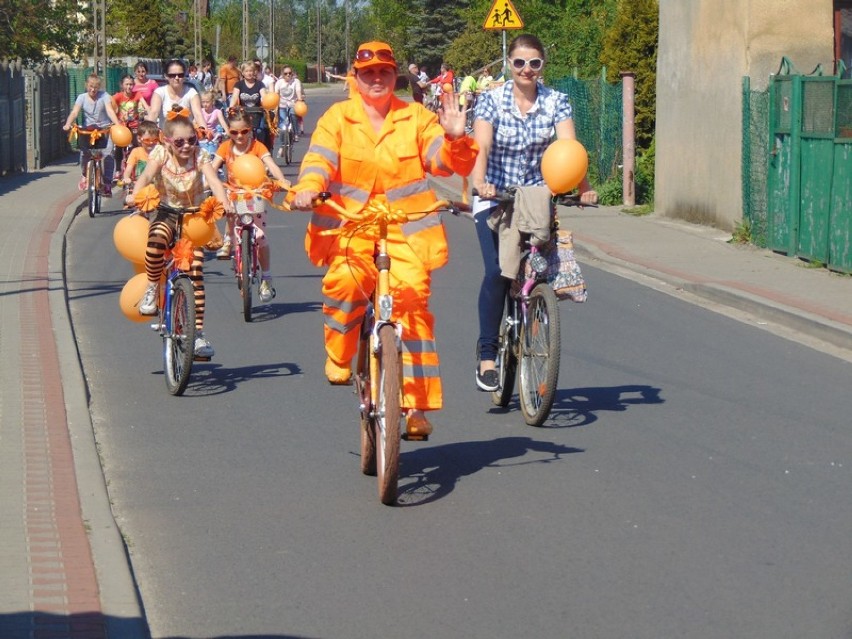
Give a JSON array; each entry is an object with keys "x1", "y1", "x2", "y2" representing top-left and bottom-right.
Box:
[
  {"x1": 492, "y1": 296, "x2": 518, "y2": 408},
  {"x1": 375, "y1": 324, "x2": 401, "y2": 505},
  {"x1": 163, "y1": 277, "x2": 197, "y2": 396},
  {"x1": 518, "y1": 284, "x2": 561, "y2": 426},
  {"x1": 283, "y1": 128, "x2": 293, "y2": 165},
  {"x1": 87, "y1": 161, "x2": 100, "y2": 217},
  {"x1": 356, "y1": 328, "x2": 376, "y2": 476},
  {"x1": 240, "y1": 227, "x2": 252, "y2": 322}
]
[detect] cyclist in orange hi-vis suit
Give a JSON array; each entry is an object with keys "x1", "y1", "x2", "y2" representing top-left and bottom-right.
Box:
[{"x1": 292, "y1": 40, "x2": 478, "y2": 438}]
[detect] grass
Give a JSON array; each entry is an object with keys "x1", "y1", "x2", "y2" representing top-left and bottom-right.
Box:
[
  {"x1": 729, "y1": 219, "x2": 752, "y2": 244},
  {"x1": 622, "y1": 203, "x2": 654, "y2": 216}
]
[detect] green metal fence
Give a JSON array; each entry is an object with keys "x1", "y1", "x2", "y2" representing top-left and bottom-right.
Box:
[
  {"x1": 66, "y1": 66, "x2": 133, "y2": 122},
  {"x1": 551, "y1": 71, "x2": 623, "y2": 185},
  {"x1": 742, "y1": 77, "x2": 770, "y2": 247}
]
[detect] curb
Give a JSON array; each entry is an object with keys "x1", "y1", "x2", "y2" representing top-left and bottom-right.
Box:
[
  {"x1": 572, "y1": 235, "x2": 852, "y2": 358},
  {"x1": 48, "y1": 197, "x2": 149, "y2": 638}
]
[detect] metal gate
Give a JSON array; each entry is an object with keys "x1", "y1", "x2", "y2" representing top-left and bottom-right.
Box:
[
  {"x1": 767, "y1": 60, "x2": 852, "y2": 272},
  {"x1": 0, "y1": 60, "x2": 27, "y2": 174}
]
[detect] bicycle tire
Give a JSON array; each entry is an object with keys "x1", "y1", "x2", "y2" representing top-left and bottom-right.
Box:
[
  {"x1": 87, "y1": 161, "x2": 99, "y2": 217},
  {"x1": 164, "y1": 277, "x2": 196, "y2": 396},
  {"x1": 375, "y1": 324, "x2": 401, "y2": 505},
  {"x1": 518, "y1": 284, "x2": 561, "y2": 426},
  {"x1": 241, "y1": 227, "x2": 252, "y2": 322},
  {"x1": 492, "y1": 296, "x2": 518, "y2": 407},
  {"x1": 283, "y1": 128, "x2": 293, "y2": 165},
  {"x1": 357, "y1": 331, "x2": 376, "y2": 476}
]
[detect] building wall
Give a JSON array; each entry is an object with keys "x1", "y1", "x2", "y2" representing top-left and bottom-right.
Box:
[{"x1": 655, "y1": 0, "x2": 833, "y2": 229}]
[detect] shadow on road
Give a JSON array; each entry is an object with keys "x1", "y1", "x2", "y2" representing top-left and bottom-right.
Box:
[
  {"x1": 395, "y1": 436, "x2": 583, "y2": 506},
  {"x1": 490, "y1": 384, "x2": 665, "y2": 429},
  {"x1": 164, "y1": 360, "x2": 304, "y2": 396},
  {"x1": 0, "y1": 610, "x2": 321, "y2": 639}
]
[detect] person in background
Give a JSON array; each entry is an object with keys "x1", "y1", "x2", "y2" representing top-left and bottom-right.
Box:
[
  {"x1": 131, "y1": 62, "x2": 158, "y2": 106},
  {"x1": 407, "y1": 63, "x2": 426, "y2": 104},
  {"x1": 199, "y1": 90, "x2": 228, "y2": 154},
  {"x1": 291, "y1": 41, "x2": 478, "y2": 439},
  {"x1": 112, "y1": 73, "x2": 146, "y2": 176},
  {"x1": 147, "y1": 59, "x2": 206, "y2": 128},
  {"x1": 63, "y1": 73, "x2": 121, "y2": 194},
  {"x1": 273, "y1": 65, "x2": 304, "y2": 149},
  {"x1": 199, "y1": 60, "x2": 215, "y2": 92},
  {"x1": 120, "y1": 119, "x2": 160, "y2": 185},
  {"x1": 429, "y1": 62, "x2": 455, "y2": 97},
  {"x1": 469, "y1": 33, "x2": 597, "y2": 391},
  {"x1": 230, "y1": 60, "x2": 271, "y2": 148},
  {"x1": 217, "y1": 55, "x2": 241, "y2": 100}
]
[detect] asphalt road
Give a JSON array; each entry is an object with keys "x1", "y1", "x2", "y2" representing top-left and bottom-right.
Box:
[{"x1": 65, "y1": 91, "x2": 852, "y2": 639}]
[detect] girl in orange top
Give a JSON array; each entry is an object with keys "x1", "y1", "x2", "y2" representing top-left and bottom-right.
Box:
[{"x1": 211, "y1": 107, "x2": 289, "y2": 302}]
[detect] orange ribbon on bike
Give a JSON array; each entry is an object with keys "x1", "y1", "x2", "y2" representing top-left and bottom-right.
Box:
[
  {"x1": 227, "y1": 180, "x2": 292, "y2": 212},
  {"x1": 171, "y1": 237, "x2": 195, "y2": 271},
  {"x1": 134, "y1": 184, "x2": 161, "y2": 212},
  {"x1": 198, "y1": 195, "x2": 225, "y2": 223}
]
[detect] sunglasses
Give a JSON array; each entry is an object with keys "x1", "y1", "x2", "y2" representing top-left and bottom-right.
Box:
[
  {"x1": 166, "y1": 72, "x2": 186, "y2": 79},
  {"x1": 229, "y1": 128, "x2": 251, "y2": 136},
  {"x1": 355, "y1": 48, "x2": 395, "y2": 64},
  {"x1": 165, "y1": 136, "x2": 198, "y2": 148},
  {"x1": 510, "y1": 57, "x2": 544, "y2": 71}
]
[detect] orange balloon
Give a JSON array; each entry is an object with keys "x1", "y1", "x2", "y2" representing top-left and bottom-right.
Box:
[
  {"x1": 230, "y1": 154, "x2": 267, "y2": 189},
  {"x1": 442, "y1": 82, "x2": 454, "y2": 94},
  {"x1": 119, "y1": 273, "x2": 155, "y2": 323},
  {"x1": 293, "y1": 100, "x2": 308, "y2": 117},
  {"x1": 261, "y1": 92, "x2": 280, "y2": 110},
  {"x1": 181, "y1": 213, "x2": 215, "y2": 246},
  {"x1": 541, "y1": 139, "x2": 589, "y2": 194},
  {"x1": 113, "y1": 214, "x2": 150, "y2": 264},
  {"x1": 111, "y1": 124, "x2": 133, "y2": 147},
  {"x1": 132, "y1": 261, "x2": 147, "y2": 274}
]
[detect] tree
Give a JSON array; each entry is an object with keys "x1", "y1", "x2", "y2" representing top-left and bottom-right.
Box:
[
  {"x1": 0, "y1": 0, "x2": 83, "y2": 63},
  {"x1": 600, "y1": 0, "x2": 657, "y2": 150}
]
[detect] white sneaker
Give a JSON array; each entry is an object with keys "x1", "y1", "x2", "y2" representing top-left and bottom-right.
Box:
[
  {"x1": 194, "y1": 332, "x2": 214, "y2": 358},
  {"x1": 138, "y1": 283, "x2": 158, "y2": 315},
  {"x1": 259, "y1": 279, "x2": 275, "y2": 303},
  {"x1": 216, "y1": 241, "x2": 231, "y2": 259}
]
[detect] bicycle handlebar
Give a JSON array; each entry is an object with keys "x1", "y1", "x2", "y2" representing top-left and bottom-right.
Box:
[
  {"x1": 473, "y1": 186, "x2": 597, "y2": 208},
  {"x1": 312, "y1": 192, "x2": 470, "y2": 222}
]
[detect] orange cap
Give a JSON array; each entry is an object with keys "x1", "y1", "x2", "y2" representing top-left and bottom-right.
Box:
[{"x1": 353, "y1": 41, "x2": 397, "y2": 71}]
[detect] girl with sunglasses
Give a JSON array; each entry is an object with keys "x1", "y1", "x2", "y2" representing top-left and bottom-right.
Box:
[
  {"x1": 126, "y1": 114, "x2": 232, "y2": 358},
  {"x1": 470, "y1": 33, "x2": 598, "y2": 392},
  {"x1": 147, "y1": 59, "x2": 206, "y2": 129},
  {"x1": 210, "y1": 108, "x2": 289, "y2": 302}
]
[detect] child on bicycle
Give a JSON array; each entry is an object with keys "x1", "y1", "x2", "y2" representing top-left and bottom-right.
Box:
[
  {"x1": 210, "y1": 106, "x2": 289, "y2": 303},
  {"x1": 199, "y1": 91, "x2": 228, "y2": 155},
  {"x1": 112, "y1": 74, "x2": 147, "y2": 181},
  {"x1": 63, "y1": 74, "x2": 121, "y2": 195},
  {"x1": 125, "y1": 114, "x2": 232, "y2": 358},
  {"x1": 120, "y1": 120, "x2": 159, "y2": 187}
]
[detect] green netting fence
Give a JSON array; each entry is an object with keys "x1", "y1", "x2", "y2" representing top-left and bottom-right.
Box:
[
  {"x1": 550, "y1": 72, "x2": 623, "y2": 186},
  {"x1": 742, "y1": 78, "x2": 770, "y2": 248}
]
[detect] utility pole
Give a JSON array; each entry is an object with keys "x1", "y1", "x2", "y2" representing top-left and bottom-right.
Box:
[
  {"x1": 242, "y1": 0, "x2": 249, "y2": 62},
  {"x1": 316, "y1": 0, "x2": 322, "y2": 83},
  {"x1": 93, "y1": 0, "x2": 106, "y2": 75},
  {"x1": 193, "y1": 0, "x2": 202, "y2": 65},
  {"x1": 344, "y1": 0, "x2": 350, "y2": 68},
  {"x1": 269, "y1": 0, "x2": 274, "y2": 71}
]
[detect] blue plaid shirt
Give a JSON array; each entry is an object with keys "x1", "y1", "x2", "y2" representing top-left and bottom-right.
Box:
[{"x1": 474, "y1": 80, "x2": 573, "y2": 190}]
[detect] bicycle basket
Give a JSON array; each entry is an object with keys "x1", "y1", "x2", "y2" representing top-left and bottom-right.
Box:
[
  {"x1": 233, "y1": 193, "x2": 267, "y2": 216},
  {"x1": 524, "y1": 229, "x2": 587, "y2": 302},
  {"x1": 77, "y1": 129, "x2": 109, "y2": 151}
]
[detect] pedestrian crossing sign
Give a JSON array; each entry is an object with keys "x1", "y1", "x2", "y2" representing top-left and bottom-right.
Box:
[{"x1": 483, "y1": 0, "x2": 524, "y2": 30}]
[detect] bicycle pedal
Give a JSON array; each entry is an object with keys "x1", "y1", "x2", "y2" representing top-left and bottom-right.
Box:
[
  {"x1": 193, "y1": 355, "x2": 212, "y2": 362},
  {"x1": 402, "y1": 433, "x2": 429, "y2": 442}
]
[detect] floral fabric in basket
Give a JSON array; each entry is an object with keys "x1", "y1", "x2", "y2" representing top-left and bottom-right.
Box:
[{"x1": 524, "y1": 229, "x2": 587, "y2": 302}]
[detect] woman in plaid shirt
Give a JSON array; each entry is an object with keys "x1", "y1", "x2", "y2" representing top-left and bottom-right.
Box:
[{"x1": 470, "y1": 33, "x2": 598, "y2": 392}]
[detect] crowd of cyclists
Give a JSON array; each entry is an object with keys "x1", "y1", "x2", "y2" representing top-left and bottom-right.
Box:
[{"x1": 65, "y1": 33, "x2": 597, "y2": 437}]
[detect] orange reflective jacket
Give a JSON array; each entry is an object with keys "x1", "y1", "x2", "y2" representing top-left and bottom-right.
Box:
[{"x1": 295, "y1": 94, "x2": 478, "y2": 269}]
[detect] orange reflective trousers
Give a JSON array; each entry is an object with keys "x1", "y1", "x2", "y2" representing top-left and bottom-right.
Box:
[{"x1": 322, "y1": 227, "x2": 441, "y2": 411}]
